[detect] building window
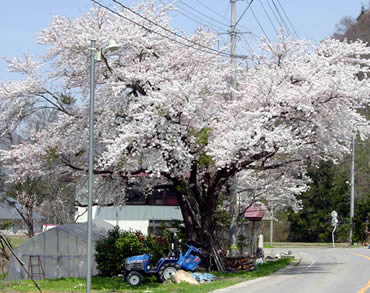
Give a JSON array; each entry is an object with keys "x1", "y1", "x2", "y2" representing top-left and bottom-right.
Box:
[
  {"x1": 148, "y1": 220, "x2": 178, "y2": 236},
  {"x1": 125, "y1": 185, "x2": 180, "y2": 206}
]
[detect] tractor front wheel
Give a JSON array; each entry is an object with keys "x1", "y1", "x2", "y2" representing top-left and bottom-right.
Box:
[
  {"x1": 158, "y1": 263, "x2": 180, "y2": 282},
  {"x1": 126, "y1": 271, "x2": 142, "y2": 286}
]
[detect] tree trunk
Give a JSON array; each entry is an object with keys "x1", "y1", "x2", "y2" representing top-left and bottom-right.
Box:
[
  {"x1": 7, "y1": 199, "x2": 35, "y2": 238},
  {"x1": 174, "y1": 178, "x2": 226, "y2": 271},
  {"x1": 25, "y1": 209, "x2": 35, "y2": 238}
]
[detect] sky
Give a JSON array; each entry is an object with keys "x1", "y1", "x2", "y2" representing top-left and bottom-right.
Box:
[{"x1": 0, "y1": 0, "x2": 366, "y2": 81}]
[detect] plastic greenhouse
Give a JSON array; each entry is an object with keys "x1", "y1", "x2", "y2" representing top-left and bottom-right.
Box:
[{"x1": 7, "y1": 222, "x2": 113, "y2": 280}]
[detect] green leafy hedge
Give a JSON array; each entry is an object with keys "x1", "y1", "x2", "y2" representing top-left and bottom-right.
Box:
[{"x1": 95, "y1": 226, "x2": 170, "y2": 276}]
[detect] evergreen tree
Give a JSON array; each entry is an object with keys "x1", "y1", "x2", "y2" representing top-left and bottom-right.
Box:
[
  {"x1": 351, "y1": 137, "x2": 370, "y2": 242},
  {"x1": 288, "y1": 160, "x2": 350, "y2": 242},
  {"x1": 333, "y1": 3, "x2": 370, "y2": 43}
]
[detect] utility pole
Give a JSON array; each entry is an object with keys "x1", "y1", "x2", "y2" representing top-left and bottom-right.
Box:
[
  {"x1": 227, "y1": 0, "x2": 252, "y2": 257},
  {"x1": 349, "y1": 134, "x2": 355, "y2": 245},
  {"x1": 270, "y1": 206, "x2": 274, "y2": 246},
  {"x1": 228, "y1": 0, "x2": 239, "y2": 257},
  {"x1": 231, "y1": 0, "x2": 237, "y2": 87}
]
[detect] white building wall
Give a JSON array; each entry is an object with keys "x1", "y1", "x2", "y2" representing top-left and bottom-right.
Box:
[
  {"x1": 104, "y1": 220, "x2": 149, "y2": 235},
  {"x1": 76, "y1": 205, "x2": 183, "y2": 235}
]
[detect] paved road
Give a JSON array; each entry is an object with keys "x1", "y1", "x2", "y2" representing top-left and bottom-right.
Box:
[{"x1": 213, "y1": 247, "x2": 370, "y2": 293}]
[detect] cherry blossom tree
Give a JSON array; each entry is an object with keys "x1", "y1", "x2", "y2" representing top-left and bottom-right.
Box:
[
  {"x1": 236, "y1": 164, "x2": 310, "y2": 213},
  {"x1": 1, "y1": 1, "x2": 370, "y2": 262}
]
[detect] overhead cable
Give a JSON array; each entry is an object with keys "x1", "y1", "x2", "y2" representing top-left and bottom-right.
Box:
[
  {"x1": 276, "y1": 0, "x2": 299, "y2": 37},
  {"x1": 172, "y1": 8, "x2": 223, "y2": 32},
  {"x1": 91, "y1": 0, "x2": 246, "y2": 59},
  {"x1": 266, "y1": 0, "x2": 285, "y2": 33},
  {"x1": 250, "y1": 6, "x2": 271, "y2": 42},
  {"x1": 194, "y1": 0, "x2": 230, "y2": 22},
  {"x1": 235, "y1": 0, "x2": 254, "y2": 27},
  {"x1": 259, "y1": 0, "x2": 279, "y2": 35},
  {"x1": 271, "y1": 0, "x2": 291, "y2": 35},
  {"x1": 240, "y1": 34, "x2": 254, "y2": 53},
  {"x1": 110, "y1": 0, "x2": 229, "y2": 54},
  {"x1": 178, "y1": 1, "x2": 229, "y2": 28},
  {"x1": 173, "y1": 2, "x2": 227, "y2": 32}
]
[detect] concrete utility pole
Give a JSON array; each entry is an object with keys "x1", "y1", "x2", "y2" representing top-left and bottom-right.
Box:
[
  {"x1": 228, "y1": 0, "x2": 240, "y2": 257},
  {"x1": 270, "y1": 206, "x2": 274, "y2": 246},
  {"x1": 228, "y1": 0, "x2": 252, "y2": 257},
  {"x1": 86, "y1": 39, "x2": 97, "y2": 293},
  {"x1": 350, "y1": 134, "x2": 355, "y2": 245},
  {"x1": 231, "y1": 0, "x2": 237, "y2": 87}
]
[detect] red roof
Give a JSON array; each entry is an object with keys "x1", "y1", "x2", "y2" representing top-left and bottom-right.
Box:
[{"x1": 244, "y1": 205, "x2": 264, "y2": 221}]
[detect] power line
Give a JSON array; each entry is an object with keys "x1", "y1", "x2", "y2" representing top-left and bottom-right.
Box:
[
  {"x1": 92, "y1": 0, "x2": 246, "y2": 59},
  {"x1": 172, "y1": 8, "x2": 222, "y2": 32},
  {"x1": 271, "y1": 0, "x2": 291, "y2": 35},
  {"x1": 240, "y1": 33, "x2": 254, "y2": 53},
  {"x1": 250, "y1": 32, "x2": 265, "y2": 42},
  {"x1": 259, "y1": 0, "x2": 279, "y2": 35},
  {"x1": 235, "y1": 0, "x2": 254, "y2": 27},
  {"x1": 276, "y1": 0, "x2": 299, "y2": 37},
  {"x1": 173, "y1": 2, "x2": 226, "y2": 32},
  {"x1": 178, "y1": 1, "x2": 229, "y2": 28},
  {"x1": 112, "y1": 0, "x2": 227, "y2": 49},
  {"x1": 194, "y1": 0, "x2": 230, "y2": 22},
  {"x1": 266, "y1": 0, "x2": 285, "y2": 33},
  {"x1": 111, "y1": 0, "x2": 226, "y2": 49},
  {"x1": 225, "y1": 2, "x2": 232, "y2": 23},
  {"x1": 97, "y1": 0, "x2": 225, "y2": 55},
  {"x1": 250, "y1": 6, "x2": 271, "y2": 42}
]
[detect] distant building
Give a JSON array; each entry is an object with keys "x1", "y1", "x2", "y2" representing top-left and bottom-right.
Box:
[{"x1": 75, "y1": 185, "x2": 183, "y2": 235}]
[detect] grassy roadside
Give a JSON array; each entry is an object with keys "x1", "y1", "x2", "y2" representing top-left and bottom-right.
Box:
[{"x1": 0, "y1": 258, "x2": 292, "y2": 293}]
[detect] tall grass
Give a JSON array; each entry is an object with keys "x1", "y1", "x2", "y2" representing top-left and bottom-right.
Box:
[{"x1": 0, "y1": 258, "x2": 291, "y2": 292}]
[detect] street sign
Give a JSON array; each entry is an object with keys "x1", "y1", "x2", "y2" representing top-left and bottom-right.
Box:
[
  {"x1": 331, "y1": 210, "x2": 338, "y2": 227},
  {"x1": 331, "y1": 210, "x2": 338, "y2": 248}
]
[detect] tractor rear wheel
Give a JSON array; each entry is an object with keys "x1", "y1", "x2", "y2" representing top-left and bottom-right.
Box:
[
  {"x1": 158, "y1": 263, "x2": 180, "y2": 282},
  {"x1": 126, "y1": 271, "x2": 142, "y2": 286}
]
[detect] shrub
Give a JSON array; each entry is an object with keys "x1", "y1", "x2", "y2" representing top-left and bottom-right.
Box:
[
  {"x1": 143, "y1": 235, "x2": 169, "y2": 264},
  {"x1": 115, "y1": 232, "x2": 144, "y2": 254},
  {"x1": 95, "y1": 227, "x2": 170, "y2": 276},
  {"x1": 95, "y1": 226, "x2": 125, "y2": 277}
]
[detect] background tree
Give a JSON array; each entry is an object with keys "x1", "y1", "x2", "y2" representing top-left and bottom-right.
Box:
[
  {"x1": 348, "y1": 134, "x2": 370, "y2": 242},
  {"x1": 288, "y1": 160, "x2": 350, "y2": 242},
  {"x1": 333, "y1": 2, "x2": 370, "y2": 43}
]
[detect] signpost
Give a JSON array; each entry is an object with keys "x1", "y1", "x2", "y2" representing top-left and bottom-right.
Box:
[
  {"x1": 365, "y1": 217, "x2": 369, "y2": 249},
  {"x1": 331, "y1": 210, "x2": 338, "y2": 248}
]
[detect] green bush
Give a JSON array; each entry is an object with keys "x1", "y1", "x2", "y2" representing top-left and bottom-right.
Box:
[
  {"x1": 115, "y1": 232, "x2": 144, "y2": 273},
  {"x1": 143, "y1": 235, "x2": 169, "y2": 264},
  {"x1": 95, "y1": 226, "x2": 124, "y2": 277},
  {"x1": 95, "y1": 227, "x2": 170, "y2": 276}
]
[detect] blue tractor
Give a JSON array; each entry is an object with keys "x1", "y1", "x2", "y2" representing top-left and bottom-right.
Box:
[{"x1": 124, "y1": 244, "x2": 202, "y2": 286}]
